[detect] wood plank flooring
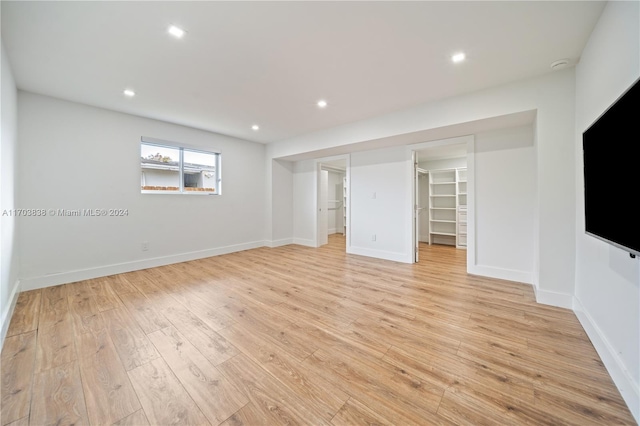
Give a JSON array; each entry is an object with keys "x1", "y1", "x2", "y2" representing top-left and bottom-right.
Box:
[{"x1": 1, "y1": 235, "x2": 636, "y2": 425}]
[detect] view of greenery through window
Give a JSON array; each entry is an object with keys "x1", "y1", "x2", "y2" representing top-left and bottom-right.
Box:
[{"x1": 140, "y1": 142, "x2": 220, "y2": 194}]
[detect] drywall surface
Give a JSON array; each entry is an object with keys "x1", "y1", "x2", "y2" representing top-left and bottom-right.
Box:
[
  {"x1": 574, "y1": 0, "x2": 640, "y2": 420},
  {"x1": 17, "y1": 92, "x2": 266, "y2": 288}
]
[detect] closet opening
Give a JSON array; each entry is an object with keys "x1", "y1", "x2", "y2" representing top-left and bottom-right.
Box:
[
  {"x1": 317, "y1": 158, "x2": 348, "y2": 251},
  {"x1": 413, "y1": 143, "x2": 468, "y2": 263}
]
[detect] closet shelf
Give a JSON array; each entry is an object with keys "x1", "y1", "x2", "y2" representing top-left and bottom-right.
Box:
[
  {"x1": 426, "y1": 167, "x2": 467, "y2": 248},
  {"x1": 431, "y1": 231, "x2": 456, "y2": 237}
]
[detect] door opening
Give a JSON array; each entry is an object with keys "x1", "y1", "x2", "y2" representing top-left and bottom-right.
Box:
[
  {"x1": 412, "y1": 142, "x2": 468, "y2": 263},
  {"x1": 415, "y1": 166, "x2": 429, "y2": 262},
  {"x1": 317, "y1": 158, "x2": 348, "y2": 250}
]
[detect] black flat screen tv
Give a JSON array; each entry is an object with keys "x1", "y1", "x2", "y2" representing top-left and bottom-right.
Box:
[{"x1": 582, "y1": 76, "x2": 640, "y2": 257}]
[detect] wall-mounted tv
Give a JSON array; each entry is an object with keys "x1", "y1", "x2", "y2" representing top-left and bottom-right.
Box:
[{"x1": 582, "y1": 76, "x2": 640, "y2": 257}]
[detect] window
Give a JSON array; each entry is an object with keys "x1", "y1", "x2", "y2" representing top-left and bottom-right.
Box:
[{"x1": 140, "y1": 138, "x2": 221, "y2": 194}]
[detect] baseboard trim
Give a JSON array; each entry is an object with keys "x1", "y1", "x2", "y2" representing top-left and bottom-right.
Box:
[
  {"x1": 19, "y1": 240, "x2": 266, "y2": 291},
  {"x1": 1, "y1": 280, "x2": 21, "y2": 352},
  {"x1": 292, "y1": 238, "x2": 316, "y2": 248},
  {"x1": 347, "y1": 246, "x2": 412, "y2": 264},
  {"x1": 468, "y1": 264, "x2": 533, "y2": 285},
  {"x1": 534, "y1": 288, "x2": 574, "y2": 309},
  {"x1": 573, "y1": 297, "x2": 639, "y2": 422},
  {"x1": 267, "y1": 238, "x2": 294, "y2": 248}
]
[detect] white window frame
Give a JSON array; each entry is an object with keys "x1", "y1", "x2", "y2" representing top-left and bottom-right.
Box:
[{"x1": 140, "y1": 137, "x2": 221, "y2": 195}]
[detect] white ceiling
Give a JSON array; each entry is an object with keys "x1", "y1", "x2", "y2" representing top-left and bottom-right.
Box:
[{"x1": 2, "y1": 1, "x2": 605, "y2": 144}]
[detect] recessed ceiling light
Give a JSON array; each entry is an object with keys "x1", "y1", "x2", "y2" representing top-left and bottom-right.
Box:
[
  {"x1": 168, "y1": 25, "x2": 185, "y2": 38},
  {"x1": 123, "y1": 89, "x2": 135, "y2": 97},
  {"x1": 317, "y1": 100, "x2": 328, "y2": 108},
  {"x1": 452, "y1": 52, "x2": 466, "y2": 63},
  {"x1": 251, "y1": 125, "x2": 260, "y2": 131}
]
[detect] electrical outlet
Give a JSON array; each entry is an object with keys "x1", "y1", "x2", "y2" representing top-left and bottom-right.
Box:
[
  {"x1": 372, "y1": 234, "x2": 376, "y2": 242},
  {"x1": 141, "y1": 241, "x2": 149, "y2": 251}
]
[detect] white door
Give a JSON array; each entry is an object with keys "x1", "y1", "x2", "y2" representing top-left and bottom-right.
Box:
[{"x1": 319, "y1": 169, "x2": 329, "y2": 246}]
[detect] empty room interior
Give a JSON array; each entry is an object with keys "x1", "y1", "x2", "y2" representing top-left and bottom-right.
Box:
[{"x1": 1, "y1": 1, "x2": 639, "y2": 425}]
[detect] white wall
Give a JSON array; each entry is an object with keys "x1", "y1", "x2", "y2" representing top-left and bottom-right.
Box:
[
  {"x1": 349, "y1": 146, "x2": 412, "y2": 263},
  {"x1": 1, "y1": 42, "x2": 20, "y2": 346},
  {"x1": 271, "y1": 159, "x2": 293, "y2": 246},
  {"x1": 535, "y1": 73, "x2": 576, "y2": 307},
  {"x1": 573, "y1": 1, "x2": 640, "y2": 420},
  {"x1": 292, "y1": 159, "x2": 317, "y2": 247},
  {"x1": 473, "y1": 126, "x2": 535, "y2": 283},
  {"x1": 17, "y1": 92, "x2": 266, "y2": 289}
]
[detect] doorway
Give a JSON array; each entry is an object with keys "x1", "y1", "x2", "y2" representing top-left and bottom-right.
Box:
[
  {"x1": 415, "y1": 166, "x2": 429, "y2": 262},
  {"x1": 317, "y1": 158, "x2": 348, "y2": 250},
  {"x1": 412, "y1": 141, "x2": 469, "y2": 263}
]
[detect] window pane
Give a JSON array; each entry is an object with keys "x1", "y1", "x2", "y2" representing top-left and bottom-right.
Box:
[
  {"x1": 183, "y1": 149, "x2": 217, "y2": 193},
  {"x1": 141, "y1": 143, "x2": 180, "y2": 191}
]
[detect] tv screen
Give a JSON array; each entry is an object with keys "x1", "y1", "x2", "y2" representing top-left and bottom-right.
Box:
[{"x1": 582, "y1": 77, "x2": 640, "y2": 256}]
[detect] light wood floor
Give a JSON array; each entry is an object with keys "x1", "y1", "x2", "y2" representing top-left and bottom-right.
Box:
[{"x1": 1, "y1": 234, "x2": 635, "y2": 425}]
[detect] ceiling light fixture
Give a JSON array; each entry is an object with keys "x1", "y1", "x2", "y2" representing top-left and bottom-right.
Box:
[
  {"x1": 168, "y1": 25, "x2": 186, "y2": 38},
  {"x1": 452, "y1": 52, "x2": 466, "y2": 63},
  {"x1": 252, "y1": 125, "x2": 260, "y2": 131},
  {"x1": 123, "y1": 89, "x2": 135, "y2": 97},
  {"x1": 317, "y1": 100, "x2": 328, "y2": 108}
]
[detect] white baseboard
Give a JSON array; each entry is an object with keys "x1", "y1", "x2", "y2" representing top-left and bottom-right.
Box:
[
  {"x1": 573, "y1": 297, "x2": 639, "y2": 422},
  {"x1": 292, "y1": 238, "x2": 316, "y2": 248},
  {"x1": 534, "y1": 288, "x2": 574, "y2": 309},
  {"x1": 267, "y1": 238, "x2": 294, "y2": 248},
  {"x1": 347, "y1": 246, "x2": 412, "y2": 264},
  {"x1": 1, "y1": 280, "x2": 21, "y2": 352},
  {"x1": 468, "y1": 264, "x2": 533, "y2": 285},
  {"x1": 19, "y1": 240, "x2": 266, "y2": 291}
]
